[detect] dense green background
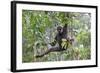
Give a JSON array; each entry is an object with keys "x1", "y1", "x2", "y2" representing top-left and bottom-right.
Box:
[{"x1": 22, "y1": 10, "x2": 91, "y2": 62}]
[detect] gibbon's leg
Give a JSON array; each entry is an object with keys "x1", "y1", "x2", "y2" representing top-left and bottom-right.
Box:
[
  {"x1": 35, "y1": 47, "x2": 60, "y2": 58},
  {"x1": 35, "y1": 48, "x2": 51, "y2": 58}
]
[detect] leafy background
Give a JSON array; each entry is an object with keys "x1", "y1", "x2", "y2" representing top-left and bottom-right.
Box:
[{"x1": 22, "y1": 10, "x2": 91, "y2": 63}]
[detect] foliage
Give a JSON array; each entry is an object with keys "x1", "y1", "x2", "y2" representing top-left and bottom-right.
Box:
[{"x1": 22, "y1": 10, "x2": 91, "y2": 62}]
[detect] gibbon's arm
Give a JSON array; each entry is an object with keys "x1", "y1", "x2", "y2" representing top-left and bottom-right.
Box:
[
  {"x1": 63, "y1": 24, "x2": 68, "y2": 35},
  {"x1": 49, "y1": 36, "x2": 57, "y2": 46}
]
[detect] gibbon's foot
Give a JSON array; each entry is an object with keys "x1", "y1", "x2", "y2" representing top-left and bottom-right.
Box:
[{"x1": 35, "y1": 55, "x2": 44, "y2": 58}]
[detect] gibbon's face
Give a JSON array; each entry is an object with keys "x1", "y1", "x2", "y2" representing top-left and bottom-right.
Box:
[{"x1": 57, "y1": 26, "x2": 63, "y2": 34}]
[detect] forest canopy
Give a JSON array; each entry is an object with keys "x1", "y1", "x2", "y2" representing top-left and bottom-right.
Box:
[{"x1": 22, "y1": 10, "x2": 91, "y2": 63}]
